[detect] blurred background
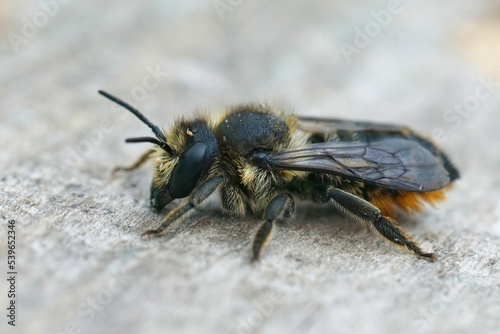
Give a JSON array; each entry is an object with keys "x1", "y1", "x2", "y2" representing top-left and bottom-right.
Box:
[{"x1": 1, "y1": 1, "x2": 499, "y2": 334}]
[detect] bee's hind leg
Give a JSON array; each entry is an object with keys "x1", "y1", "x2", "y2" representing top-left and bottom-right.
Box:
[
  {"x1": 112, "y1": 149, "x2": 155, "y2": 176},
  {"x1": 252, "y1": 193, "x2": 295, "y2": 262},
  {"x1": 327, "y1": 188, "x2": 436, "y2": 262}
]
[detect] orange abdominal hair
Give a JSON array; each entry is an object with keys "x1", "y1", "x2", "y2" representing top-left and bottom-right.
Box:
[{"x1": 369, "y1": 188, "x2": 449, "y2": 216}]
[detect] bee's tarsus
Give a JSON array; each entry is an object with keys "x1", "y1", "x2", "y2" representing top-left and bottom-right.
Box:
[
  {"x1": 251, "y1": 193, "x2": 295, "y2": 261},
  {"x1": 408, "y1": 244, "x2": 436, "y2": 262},
  {"x1": 252, "y1": 220, "x2": 273, "y2": 261},
  {"x1": 140, "y1": 229, "x2": 162, "y2": 239},
  {"x1": 422, "y1": 252, "x2": 437, "y2": 263}
]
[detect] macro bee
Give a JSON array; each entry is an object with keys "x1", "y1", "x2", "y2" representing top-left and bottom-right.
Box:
[{"x1": 99, "y1": 90, "x2": 459, "y2": 262}]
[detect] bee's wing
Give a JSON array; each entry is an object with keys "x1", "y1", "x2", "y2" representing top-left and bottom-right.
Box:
[
  {"x1": 297, "y1": 116, "x2": 406, "y2": 135},
  {"x1": 265, "y1": 138, "x2": 451, "y2": 192},
  {"x1": 296, "y1": 116, "x2": 460, "y2": 183}
]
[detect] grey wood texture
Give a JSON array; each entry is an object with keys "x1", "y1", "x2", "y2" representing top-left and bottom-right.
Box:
[{"x1": 1, "y1": 1, "x2": 499, "y2": 334}]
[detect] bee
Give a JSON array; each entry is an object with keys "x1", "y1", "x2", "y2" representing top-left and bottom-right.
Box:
[{"x1": 99, "y1": 90, "x2": 459, "y2": 262}]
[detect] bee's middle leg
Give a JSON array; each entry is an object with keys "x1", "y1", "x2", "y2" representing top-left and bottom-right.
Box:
[{"x1": 252, "y1": 193, "x2": 295, "y2": 261}]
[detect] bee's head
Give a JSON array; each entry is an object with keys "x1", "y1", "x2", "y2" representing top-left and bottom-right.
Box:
[{"x1": 99, "y1": 91, "x2": 218, "y2": 210}]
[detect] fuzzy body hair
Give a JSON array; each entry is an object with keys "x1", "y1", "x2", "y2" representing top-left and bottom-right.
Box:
[{"x1": 150, "y1": 103, "x2": 447, "y2": 218}]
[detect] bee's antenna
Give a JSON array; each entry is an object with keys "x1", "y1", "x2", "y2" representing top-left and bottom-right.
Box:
[
  {"x1": 125, "y1": 136, "x2": 165, "y2": 146},
  {"x1": 98, "y1": 90, "x2": 167, "y2": 142},
  {"x1": 98, "y1": 90, "x2": 173, "y2": 153}
]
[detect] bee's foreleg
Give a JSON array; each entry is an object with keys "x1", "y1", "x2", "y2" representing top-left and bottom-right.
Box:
[
  {"x1": 251, "y1": 193, "x2": 295, "y2": 262},
  {"x1": 112, "y1": 149, "x2": 155, "y2": 175},
  {"x1": 327, "y1": 188, "x2": 436, "y2": 262},
  {"x1": 141, "y1": 176, "x2": 224, "y2": 238}
]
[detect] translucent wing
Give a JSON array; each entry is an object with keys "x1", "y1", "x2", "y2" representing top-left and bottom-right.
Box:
[
  {"x1": 297, "y1": 116, "x2": 406, "y2": 134},
  {"x1": 264, "y1": 138, "x2": 452, "y2": 192}
]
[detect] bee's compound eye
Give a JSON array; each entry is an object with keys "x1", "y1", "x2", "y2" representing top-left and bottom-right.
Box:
[{"x1": 171, "y1": 142, "x2": 207, "y2": 198}]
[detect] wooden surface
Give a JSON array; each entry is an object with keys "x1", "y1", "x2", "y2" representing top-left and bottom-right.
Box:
[{"x1": 1, "y1": 1, "x2": 500, "y2": 333}]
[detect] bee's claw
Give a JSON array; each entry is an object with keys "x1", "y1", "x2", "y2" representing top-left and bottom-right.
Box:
[
  {"x1": 141, "y1": 229, "x2": 162, "y2": 239},
  {"x1": 420, "y1": 252, "x2": 437, "y2": 262}
]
